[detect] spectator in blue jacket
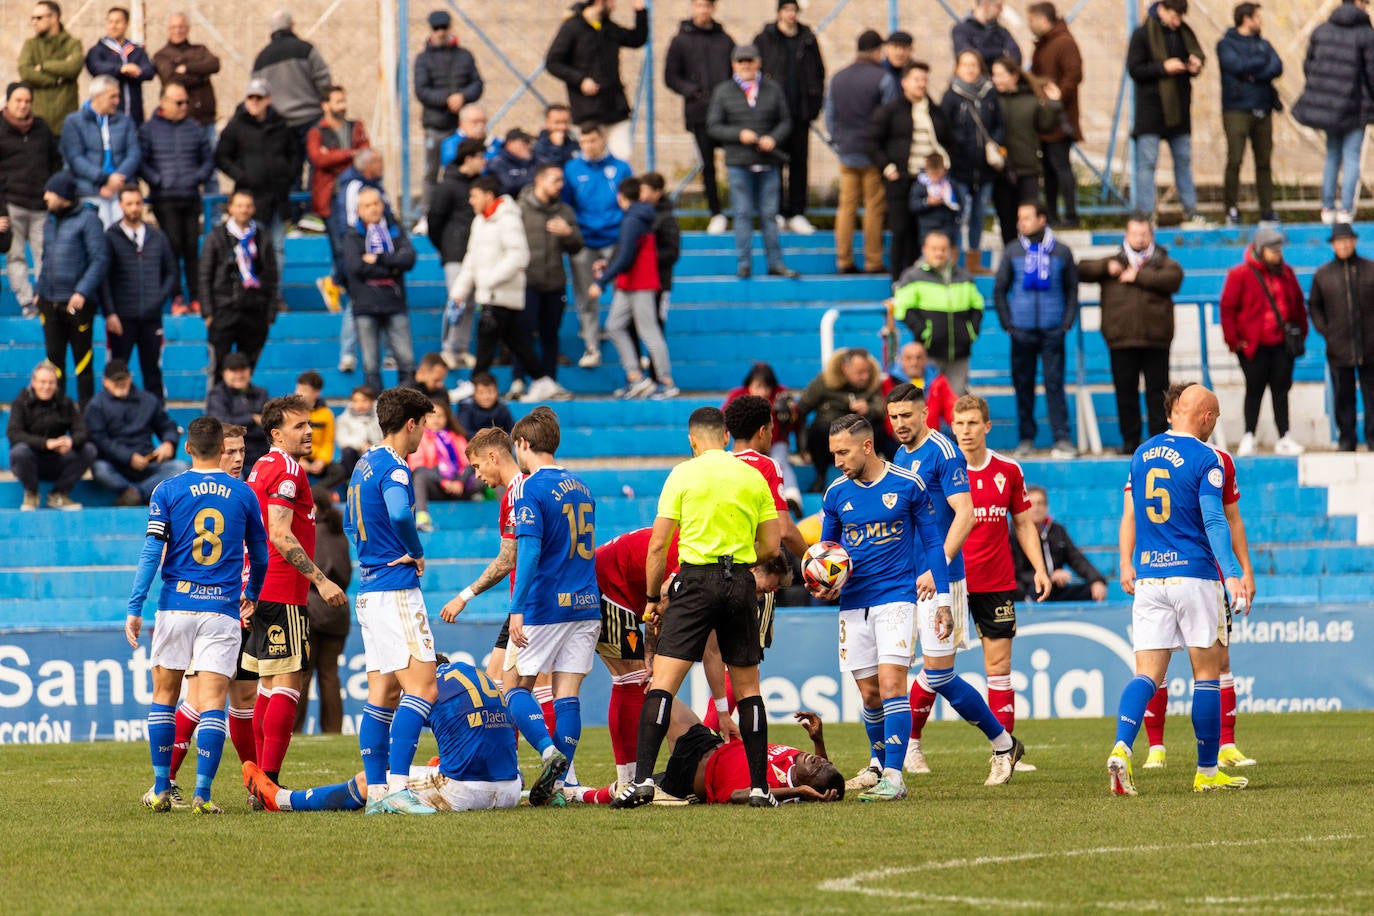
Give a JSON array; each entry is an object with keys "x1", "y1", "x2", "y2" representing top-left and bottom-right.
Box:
[
  {"x1": 953, "y1": 0, "x2": 1021, "y2": 67},
  {"x1": 84, "y1": 7, "x2": 155, "y2": 123},
  {"x1": 562, "y1": 122, "x2": 631, "y2": 368},
  {"x1": 138, "y1": 82, "x2": 214, "y2": 313},
  {"x1": 342, "y1": 187, "x2": 418, "y2": 394},
  {"x1": 101, "y1": 189, "x2": 177, "y2": 402},
  {"x1": 993, "y1": 201, "x2": 1079, "y2": 459},
  {"x1": 85, "y1": 358, "x2": 187, "y2": 505},
  {"x1": 438, "y1": 103, "x2": 500, "y2": 169},
  {"x1": 488, "y1": 128, "x2": 536, "y2": 198},
  {"x1": 328, "y1": 150, "x2": 393, "y2": 373},
  {"x1": 533, "y1": 103, "x2": 577, "y2": 167},
  {"x1": 1217, "y1": 3, "x2": 1282, "y2": 224},
  {"x1": 36, "y1": 171, "x2": 109, "y2": 408},
  {"x1": 454, "y1": 372, "x2": 515, "y2": 435},
  {"x1": 59, "y1": 76, "x2": 141, "y2": 228}
]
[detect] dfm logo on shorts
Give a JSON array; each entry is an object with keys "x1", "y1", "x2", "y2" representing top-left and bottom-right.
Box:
[
  {"x1": 266, "y1": 625, "x2": 287, "y2": 656},
  {"x1": 843, "y1": 519, "x2": 905, "y2": 549}
]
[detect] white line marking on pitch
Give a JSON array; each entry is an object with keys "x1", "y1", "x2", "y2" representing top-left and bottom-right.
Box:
[{"x1": 818, "y1": 834, "x2": 1363, "y2": 910}]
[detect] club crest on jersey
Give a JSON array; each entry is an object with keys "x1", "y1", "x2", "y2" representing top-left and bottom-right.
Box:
[
  {"x1": 952, "y1": 467, "x2": 968, "y2": 485},
  {"x1": 994, "y1": 472, "x2": 1006, "y2": 493},
  {"x1": 882, "y1": 493, "x2": 898, "y2": 509}
]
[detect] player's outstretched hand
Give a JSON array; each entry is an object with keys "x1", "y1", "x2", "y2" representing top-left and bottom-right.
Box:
[
  {"x1": 916, "y1": 570, "x2": 936, "y2": 601},
  {"x1": 318, "y1": 578, "x2": 348, "y2": 608},
  {"x1": 240, "y1": 598, "x2": 256, "y2": 625},
  {"x1": 718, "y1": 715, "x2": 741, "y2": 743},
  {"x1": 796, "y1": 785, "x2": 839, "y2": 802},
  {"x1": 1033, "y1": 568, "x2": 1053, "y2": 602},
  {"x1": 1226, "y1": 576, "x2": 1250, "y2": 616},
  {"x1": 440, "y1": 595, "x2": 467, "y2": 623},
  {"x1": 387, "y1": 554, "x2": 425, "y2": 577},
  {"x1": 510, "y1": 614, "x2": 528, "y2": 649},
  {"x1": 794, "y1": 710, "x2": 824, "y2": 742},
  {"x1": 125, "y1": 615, "x2": 142, "y2": 648},
  {"x1": 1120, "y1": 559, "x2": 1136, "y2": 595}
]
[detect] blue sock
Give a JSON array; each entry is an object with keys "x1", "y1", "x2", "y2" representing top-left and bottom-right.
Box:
[
  {"x1": 1114, "y1": 674, "x2": 1158, "y2": 749},
  {"x1": 388, "y1": 694, "x2": 433, "y2": 782},
  {"x1": 881, "y1": 697, "x2": 911, "y2": 772},
  {"x1": 551, "y1": 697, "x2": 582, "y2": 770},
  {"x1": 193, "y1": 708, "x2": 227, "y2": 801},
  {"x1": 925, "y1": 667, "x2": 1005, "y2": 742},
  {"x1": 505, "y1": 687, "x2": 554, "y2": 755},
  {"x1": 359, "y1": 703, "x2": 394, "y2": 787},
  {"x1": 1192, "y1": 679, "x2": 1221, "y2": 769},
  {"x1": 289, "y1": 776, "x2": 366, "y2": 812},
  {"x1": 148, "y1": 702, "x2": 177, "y2": 793},
  {"x1": 862, "y1": 705, "x2": 885, "y2": 764}
]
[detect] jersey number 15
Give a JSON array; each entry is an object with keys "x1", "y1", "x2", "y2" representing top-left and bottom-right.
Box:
[{"x1": 562, "y1": 503, "x2": 594, "y2": 560}]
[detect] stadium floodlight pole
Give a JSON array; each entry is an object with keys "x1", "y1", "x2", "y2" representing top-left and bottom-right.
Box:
[{"x1": 396, "y1": 0, "x2": 411, "y2": 223}]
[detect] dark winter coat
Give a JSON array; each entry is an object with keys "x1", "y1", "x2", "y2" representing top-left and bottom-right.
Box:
[
  {"x1": 866, "y1": 96, "x2": 954, "y2": 179},
  {"x1": 205, "y1": 382, "x2": 269, "y2": 459},
  {"x1": 1079, "y1": 246, "x2": 1184, "y2": 350},
  {"x1": 663, "y1": 18, "x2": 735, "y2": 129},
  {"x1": 1292, "y1": 4, "x2": 1374, "y2": 132},
  {"x1": 199, "y1": 221, "x2": 278, "y2": 320},
  {"x1": 152, "y1": 41, "x2": 221, "y2": 126},
  {"x1": 85, "y1": 38, "x2": 156, "y2": 123},
  {"x1": 1216, "y1": 28, "x2": 1282, "y2": 113},
  {"x1": 545, "y1": 7, "x2": 649, "y2": 124},
  {"x1": 85, "y1": 386, "x2": 179, "y2": 466},
  {"x1": 455, "y1": 398, "x2": 514, "y2": 436},
  {"x1": 7, "y1": 385, "x2": 89, "y2": 450},
  {"x1": 488, "y1": 145, "x2": 535, "y2": 198},
  {"x1": 138, "y1": 111, "x2": 214, "y2": 199},
  {"x1": 1308, "y1": 254, "x2": 1374, "y2": 366},
  {"x1": 826, "y1": 58, "x2": 888, "y2": 159},
  {"x1": 215, "y1": 103, "x2": 299, "y2": 223},
  {"x1": 342, "y1": 220, "x2": 416, "y2": 317},
  {"x1": 653, "y1": 197, "x2": 681, "y2": 292},
  {"x1": 941, "y1": 79, "x2": 1005, "y2": 185},
  {"x1": 37, "y1": 203, "x2": 109, "y2": 302},
  {"x1": 706, "y1": 76, "x2": 792, "y2": 168},
  {"x1": 414, "y1": 38, "x2": 484, "y2": 132},
  {"x1": 1013, "y1": 518, "x2": 1105, "y2": 599},
  {"x1": 428, "y1": 164, "x2": 477, "y2": 264},
  {"x1": 1030, "y1": 20, "x2": 1083, "y2": 141},
  {"x1": 754, "y1": 22, "x2": 825, "y2": 122},
  {"x1": 953, "y1": 16, "x2": 1021, "y2": 66},
  {"x1": 994, "y1": 236, "x2": 1079, "y2": 332},
  {"x1": 101, "y1": 222, "x2": 178, "y2": 321},
  {"x1": 59, "y1": 105, "x2": 141, "y2": 198},
  {"x1": 250, "y1": 29, "x2": 332, "y2": 127},
  {"x1": 519, "y1": 184, "x2": 583, "y2": 293},
  {"x1": 997, "y1": 83, "x2": 1062, "y2": 179},
  {"x1": 0, "y1": 115, "x2": 61, "y2": 210},
  {"x1": 533, "y1": 129, "x2": 577, "y2": 167},
  {"x1": 1127, "y1": 6, "x2": 1204, "y2": 138}
]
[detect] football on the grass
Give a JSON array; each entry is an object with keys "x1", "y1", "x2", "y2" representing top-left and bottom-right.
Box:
[{"x1": 803, "y1": 541, "x2": 852, "y2": 591}]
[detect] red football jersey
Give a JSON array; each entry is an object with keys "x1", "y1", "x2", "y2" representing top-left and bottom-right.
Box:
[
  {"x1": 499, "y1": 474, "x2": 524, "y2": 593},
  {"x1": 595, "y1": 526, "x2": 681, "y2": 616},
  {"x1": 248, "y1": 448, "x2": 317, "y2": 605},
  {"x1": 732, "y1": 449, "x2": 789, "y2": 514},
  {"x1": 703, "y1": 741, "x2": 803, "y2": 803},
  {"x1": 964, "y1": 450, "x2": 1031, "y2": 592}
]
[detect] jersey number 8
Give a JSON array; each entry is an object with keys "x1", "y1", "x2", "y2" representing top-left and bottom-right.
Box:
[
  {"x1": 191, "y1": 507, "x2": 226, "y2": 566},
  {"x1": 1145, "y1": 468, "x2": 1171, "y2": 524}
]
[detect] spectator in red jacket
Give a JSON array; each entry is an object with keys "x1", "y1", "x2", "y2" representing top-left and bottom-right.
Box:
[
  {"x1": 724, "y1": 361, "x2": 801, "y2": 511},
  {"x1": 882, "y1": 341, "x2": 956, "y2": 434},
  {"x1": 305, "y1": 86, "x2": 369, "y2": 222},
  {"x1": 1219, "y1": 226, "x2": 1308, "y2": 456}
]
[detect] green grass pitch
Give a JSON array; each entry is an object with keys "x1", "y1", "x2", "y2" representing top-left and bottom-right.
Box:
[{"x1": 1, "y1": 712, "x2": 1369, "y2": 914}]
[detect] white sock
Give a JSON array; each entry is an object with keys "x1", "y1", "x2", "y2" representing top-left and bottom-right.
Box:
[
  {"x1": 882, "y1": 767, "x2": 903, "y2": 783},
  {"x1": 565, "y1": 762, "x2": 578, "y2": 786},
  {"x1": 541, "y1": 745, "x2": 557, "y2": 761},
  {"x1": 275, "y1": 789, "x2": 293, "y2": 811},
  {"x1": 868, "y1": 756, "x2": 882, "y2": 769},
  {"x1": 387, "y1": 773, "x2": 408, "y2": 794},
  {"x1": 615, "y1": 763, "x2": 634, "y2": 787},
  {"x1": 992, "y1": 731, "x2": 1014, "y2": 753}
]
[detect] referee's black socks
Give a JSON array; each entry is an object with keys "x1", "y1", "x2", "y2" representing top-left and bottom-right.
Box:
[
  {"x1": 737, "y1": 696, "x2": 769, "y2": 792},
  {"x1": 634, "y1": 689, "x2": 675, "y2": 784}
]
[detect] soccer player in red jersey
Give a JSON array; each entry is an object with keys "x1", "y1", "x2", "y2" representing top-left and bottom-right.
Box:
[
  {"x1": 245, "y1": 395, "x2": 347, "y2": 785},
  {"x1": 1119, "y1": 382, "x2": 1257, "y2": 770},
  {"x1": 950, "y1": 395, "x2": 1050, "y2": 765}
]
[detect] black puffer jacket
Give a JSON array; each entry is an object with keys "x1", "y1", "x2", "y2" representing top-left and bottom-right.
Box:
[
  {"x1": 754, "y1": 22, "x2": 826, "y2": 122},
  {"x1": 1292, "y1": 3, "x2": 1374, "y2": 132},
  {"x1": 341, "y1": 220, "x2": 416, "y2": 317},
  {"x1": 1308, "y1": 254, "x2": 1374, "y2": 366},
  {"x1": 7, "y1": 385, "x2": 88, "y2": 450},
  {"x1": 215, "y1": 103, "x2": 299, "y2": 223},
  {"x1": 941, "y1": 78, "x2": 1005, "y2": 185},
  {"x1": 663, "y1": 18, "x2": 735, "y2": 129},
  {"x1": 102, "y1": 223, "x2": 178, "y2": 321},
  {"x1": 545, "y1": 6, "x2": 649, "y2": 124},
  {"x1": 0, "y1": 115, "x2": 60, "y2": 210},
  {"x1": 413, "y1": 39, "x2": 484, "y2": 132},
  {"x1": 427, "y1": 164, "x2": 477, "y2": 264}
]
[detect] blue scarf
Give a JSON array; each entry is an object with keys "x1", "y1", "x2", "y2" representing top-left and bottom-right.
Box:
[
  {"x1": 1020, "y1": 226, "x2": 1056, "y2": 292},
  {"x1": 364, "y1": 218, "x2": 394, "y2": 255},
  {"x1": 84, "y1": 101, "x2": 115, "y2": 175},
  {"x1": 733, "y1": 74, "x2": 759, "y2": 108},
  {"x1": 226, "y1": 219, "x2": 260, "y2": 289}
]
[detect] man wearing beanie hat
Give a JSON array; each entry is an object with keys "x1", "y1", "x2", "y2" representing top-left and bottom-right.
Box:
[
  {"x1": 754, "y1": 0, "x2": 826, "y2": 233},
  {"x1": 1219, "y1": 225, "x2": 1308, "y2": 455},
  {"x1": 1309, "y1": 223, "x2": 1374, "y2": 450},
  {"x1": 36, "y1": 170, "x2": 109, "y2": 408},
  {"x1": 414, "y1": 9, "x2": 484, "y2": 216},
  {"x1": 825, "y1": 29, "x2": 889, "y2": 274}
]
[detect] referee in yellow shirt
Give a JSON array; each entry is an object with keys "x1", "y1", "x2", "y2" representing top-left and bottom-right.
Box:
[{"x1": 611, "y1": 407, "x2": 781, "y2": 809}]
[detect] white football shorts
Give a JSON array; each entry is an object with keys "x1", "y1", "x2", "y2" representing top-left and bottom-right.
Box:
[
  {"x1": 838, "y1": 601, "x2": 917, "y2": 676},
  {"x1": 515, "y1": 619, "x2": 600, "y2": 677},
  {"x1": 1132, "y1": 577, "x2": 1229, "y2": 651},
  {"x1": 915, "y1": 577, "x2": 970, "y2": 658},
  {"x1": 356, "y1": 588, "x2": 437, "y2": 674},
  {"x1": 150, "y1": 610, "x2": 241, "y2": 677},
  {"x1": 406, "y1": 766, "x2": 522, "y2": 811}
]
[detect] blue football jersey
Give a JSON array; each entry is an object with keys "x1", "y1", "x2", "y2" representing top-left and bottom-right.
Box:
[
  {"x1": 1131, "y1": 433, "x2": 1227, "y2": 580},
  {"x1": 821, "y1": 463, "x2": 950, "y2": 611},
  {"x1": 146, "y1": 469, "x2": 267, "y2": 617},
  {"x1": 511, "y1": 466, "x2": 600, "y2": 625},
  {"x1": 346, "y1": 446, "x2": 421, "y2": 593},
  {"x1": 431, "y1": 661, "x2": 520, "y2": 783},
  {"x1": 893, "y1": 431, "x2": 970, "y2": 581}
]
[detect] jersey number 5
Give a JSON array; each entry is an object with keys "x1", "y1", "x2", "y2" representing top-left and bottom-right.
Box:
[
  {"x1": 562, "y1": 503, "x2": 594, "y2": 560},
  {"x1": 1145, "y1": 468, "x2": 1171, "y2": 524},
  {"x1": 191, "y1": 508, "x2": 225, "y2": 566}
]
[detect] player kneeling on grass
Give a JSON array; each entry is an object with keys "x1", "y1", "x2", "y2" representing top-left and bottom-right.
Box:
[
  {"x1": 572, "y1": 706, "x2": 843, "y2": 805},
  {"x1": 126, "y1": 417, "x2": 269, "y2": 814},
  {"x1": 244, "y1": 656, "x2": 546, "y2": 812}
]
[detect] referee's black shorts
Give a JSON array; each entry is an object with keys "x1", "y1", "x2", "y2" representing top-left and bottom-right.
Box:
[{"x1": 656, "y1": 562, "x2": 761, "y2": 667}]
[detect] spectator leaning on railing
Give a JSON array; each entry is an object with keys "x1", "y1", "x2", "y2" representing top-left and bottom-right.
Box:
[{"x1": 8, "y1": 359, "x2": 96, "y2": 511}]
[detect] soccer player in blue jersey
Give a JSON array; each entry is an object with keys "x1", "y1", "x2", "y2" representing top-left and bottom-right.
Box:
[
  {"x1": 244, "y1": 657, "x2": 524, "y2": 812},
  {"x1": 884, "y1": 381, "x2": 976, "y2": 778},
  {"x1": 125, "y1": 417, "x2": 269, "y2": 814},
  {"x1": 502, "y1": 406, "x2": 601, "y2": 806},
  {"x1": 344, "y1": 385, "x2": 442, "y2": 815},
  {"x1": 1108, "y1": 384, "x2": 1249, "y2": 796}
]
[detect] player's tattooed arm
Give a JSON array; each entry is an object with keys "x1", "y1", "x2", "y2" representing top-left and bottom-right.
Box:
[
  {"x1": 268, "y1": 504, "x2": 345, "y2": 607},
  {"x1": 472, "y1": 537, "x2": 518, "y2": 595}
]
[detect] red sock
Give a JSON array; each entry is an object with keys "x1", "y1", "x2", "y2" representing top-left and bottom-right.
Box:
[
  {"x1": 253, "y1": 687, "x2": 272, "y2": 763},
  {"x1": 1220, "y1": 674, "x2": 1238, "y2": 745},
  {"x1": 228, "y1": 706, "x2": 257, "y2": 767},
  {"x1": 608, "y1": 672, "x2": 648, "y2": 765},
  {"x1": 987, "y1": 675, "x2": 1015, "y2": 735},
  {"x1": 1144, "y1": 685, "x2": 1168, "y2": 747},
  {"x1": 259, "y1": 687, "x2": 300, "y2": 775},
  {"x1": 169, "y1": 703, "x2": 200, "y2": 779},
  {"x1": 702, "y1": 674, "x2": 736, "y2": 731},
  {"x1": 909, "y1": 672, "x2": 937, "y2": 740},
  {"x1": 533, "y1": 685, "x2": 556, "y2": 737}
]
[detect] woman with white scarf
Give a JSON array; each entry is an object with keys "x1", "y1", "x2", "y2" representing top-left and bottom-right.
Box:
[{"x1": 939, "y1": 50, "x2": 1004, "y2": 275}]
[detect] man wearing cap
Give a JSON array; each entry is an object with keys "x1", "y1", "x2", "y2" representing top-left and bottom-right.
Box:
[
  {"x1": 545, "y1": 0, "x2": 649, "y2": 163},
  {"x1": 35, "y1": 171, "x2": 109, "y2": 408},
  {"x1": 1219, "y1": 226, "x2": 1308, "y2": 456},
  {"x1": 415, "y1": 9, "x2": 483, "y2": 219},
  {"x1": 825, "y1": 30, "x2": 889, "y2": 275},
  {"x1": 882, "y1": 31, "x2": 914, "y2": 93},
  {"x1": 250, "y1": 10, "x2": 333, "y2": 168},
  {"x1": 754, "y1": 1, "x2": 825, "y2": 235},
  {"x1": 707, "y1": 44, "x2": 798, "y2": 280},
  {"x1": 84, "y1": 358, "x2": 187, "y2": 506},
  {"x1": 489, "y1": 129, "x2": 537, "y2": 198},
  {"x1": 1308, "y1": 224, "x2": 1374, "y2": 451},
  {"x1": 664, "y1": 0, "x2": 736, "y2": 234},
  {"x1": 216, "y1": 78, "x2": 297, "y2": 276}
]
